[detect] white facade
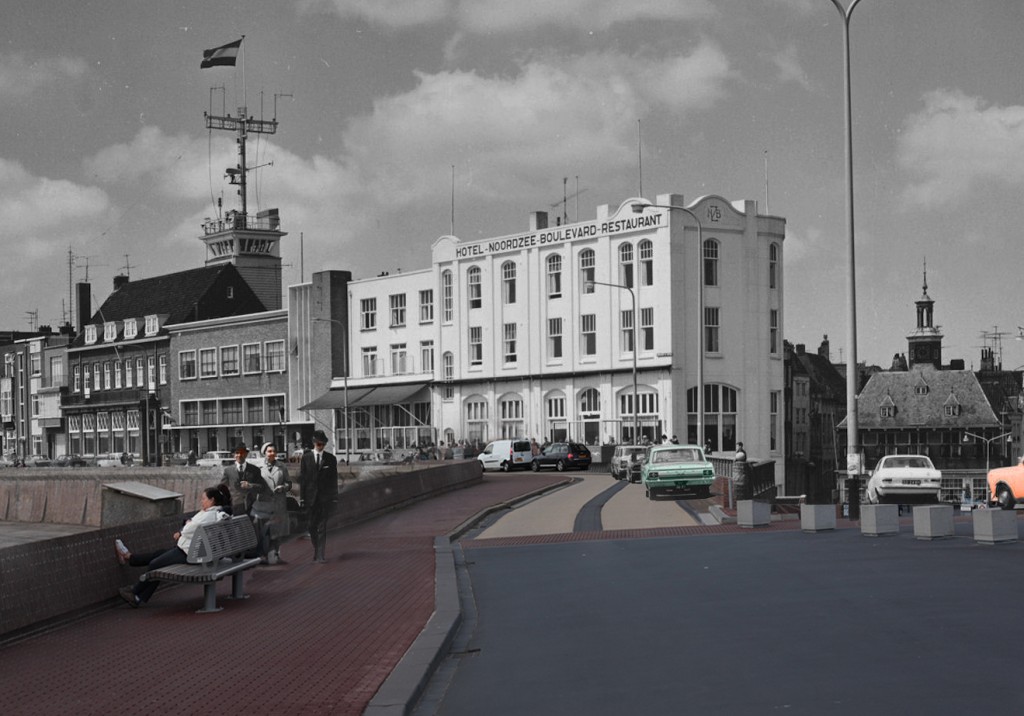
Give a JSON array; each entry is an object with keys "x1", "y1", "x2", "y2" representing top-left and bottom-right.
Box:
[{"x1": 331, "y1": 191, "x2": 785, "y2": 467}]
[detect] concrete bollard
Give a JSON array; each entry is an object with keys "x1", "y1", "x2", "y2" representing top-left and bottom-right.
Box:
[
  {"x1": 800, "y1": 503, "x2": 836, "y2": 533},
  {"x1": 737, "y1": 499, "x2": 770, "y2": 528},
  {"x1": 861, "y1": 503, "x2": 899, "y2": 536},
  {"x1": 973, "y1": 509, "x2": 1018, "y2": 545},
  {"x1": 913, "y1": 504, "x2": 954, "y2": 540}
]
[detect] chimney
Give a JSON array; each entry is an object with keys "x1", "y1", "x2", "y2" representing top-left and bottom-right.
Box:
[
  {"x1": 113, "y1": 274, "x2": 129, "y2": 291},
  {"x1": 795, "y1": 344, "x2": 806, "y2": 355},
  {"x1": 529, "y1": 211, "x2": 549, "y2": 231},
  {"x1": 76, "y1": 282, "x2": 91, "y2": 333},
  {"x1": 818, "y1": 334, "x2": 830, "y2": 360}
]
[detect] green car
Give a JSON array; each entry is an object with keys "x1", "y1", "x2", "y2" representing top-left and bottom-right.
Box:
[{"x1": 642, "y1": 445, "x2": 715, "y2": 500}]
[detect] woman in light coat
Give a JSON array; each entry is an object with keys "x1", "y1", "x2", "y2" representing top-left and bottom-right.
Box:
[{"x1": 243, "y1": 443, "x2": 291, "y2": 563}]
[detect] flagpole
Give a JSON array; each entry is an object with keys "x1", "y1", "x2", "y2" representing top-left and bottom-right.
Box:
[{"x1": 241, "y1": 35, "x2": 246, "y2": 113}]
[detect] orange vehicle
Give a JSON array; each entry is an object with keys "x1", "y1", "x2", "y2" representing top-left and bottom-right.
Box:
[{"x1": 987, "y1": 458, "x2": 1024, "y2": 509}]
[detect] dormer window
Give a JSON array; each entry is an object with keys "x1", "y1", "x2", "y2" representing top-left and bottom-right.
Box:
[
  {"x1": 914, "y1": 383, "x2": 929, "y2": 396},
  {"x1": 879, "y1": 394, "x2": 895, "y2": 419},
  {"x1": 104, "y1": 322, "x2": 117, "y2": 342},
  {"x1": 124, "y1": 318, "x2": 138, "y2": 339},
  {"x1": 943, "y1": 392, "x2": 961, "y2": 417},
  {"x1": 227, "y1": 286, "x2": 234, "y2": 300},
  {"x1": 144, "y1": 315, "x2": 159, "y2": 336},
  {"x1": 84, "y1": 325, "x2": 98, "y2": 344}
]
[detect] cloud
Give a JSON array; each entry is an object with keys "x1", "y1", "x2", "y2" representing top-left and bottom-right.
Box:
[
  {"x1": 899, "y1": 89, "x2": 1024, "y2": 208},
  {"x1": 0, "y1": 53, "x2": 86, "y2": 97},
  {"x1": 340, "y1": 45, "x2": 732, "y2": 206},
  {"x1": 771, "y1": 44, "x2": 810, "y2": 90},
  {"x1": 300, "y1": 0, "x2": 714, "y2": 32},
  {"x1": 0, "y1": 158, "x2": 108, "y2": 234}
]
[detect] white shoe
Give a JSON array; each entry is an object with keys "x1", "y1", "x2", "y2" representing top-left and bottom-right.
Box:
[{"x1": 115, "y1": 539, "x2": 130, "y2": 565}]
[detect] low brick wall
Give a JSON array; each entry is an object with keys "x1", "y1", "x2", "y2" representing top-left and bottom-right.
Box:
[{"x1": 0, "y1": 461, "x2": 481, "y2": 641}]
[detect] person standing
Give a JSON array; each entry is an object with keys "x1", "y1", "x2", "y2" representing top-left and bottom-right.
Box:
[
  {"x1": 245, "y1": 443, "x2": 292, "y2": 563},
  {"x1": 222, "y1": 441, "x2": 261, "y2": 515},
  {"x1": 300, "y1": 430, "x2": 339, "y2": 563}
]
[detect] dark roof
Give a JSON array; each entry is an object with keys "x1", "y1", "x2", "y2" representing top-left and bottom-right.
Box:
[
  {"x1": 840, "y1": 364, "x2": 1000, "y2": 429},
  {"x1": 794, "y1": 351, "x2": 846, "y2": 402},
  {"x1": 74, "y1": 265, "x2": 266, "y2": 347}
]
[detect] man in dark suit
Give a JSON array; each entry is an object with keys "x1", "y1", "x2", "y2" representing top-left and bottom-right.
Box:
[
  {"x1": 300, "y1": 430, "x2": 339, "y2": 563},
  {"x1": 221, "y1": 441, "x2": 261, "y2": 515}
]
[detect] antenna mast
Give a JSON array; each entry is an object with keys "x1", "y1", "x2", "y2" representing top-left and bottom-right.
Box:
[{"x1": 205, "y1": 103, "x2": 279, "y2": 221}]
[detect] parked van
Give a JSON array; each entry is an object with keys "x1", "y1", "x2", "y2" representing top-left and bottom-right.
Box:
[{"x1": 477, "y1": 439, "x2": 533, "y2": 472}]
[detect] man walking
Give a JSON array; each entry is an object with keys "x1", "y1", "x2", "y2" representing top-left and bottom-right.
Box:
[
  {"x1": 300, "y1": 430, "x2": 339, "y2": 563},
  {"x1": 222, "y1": 441, "x2": 261, "y2": 515}
]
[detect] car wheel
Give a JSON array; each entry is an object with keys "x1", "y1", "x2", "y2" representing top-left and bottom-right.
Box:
[
  {"x1": 556, "y1": 460, "x2": 566, "y2": 472},
  {"x1": 997, "y1": 485, "x2": 1016, "y2": 510},
  {"x1": 500, "y1": 461, "x2": 511, "y2": 473},
  {"x1": 531, "y1": 460, "x2": 540, "y2": 472}
]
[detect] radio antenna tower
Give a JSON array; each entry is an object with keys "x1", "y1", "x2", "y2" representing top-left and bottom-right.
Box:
[{"x1": 205, "y1": 97, "x2": 279, "y2": 220}]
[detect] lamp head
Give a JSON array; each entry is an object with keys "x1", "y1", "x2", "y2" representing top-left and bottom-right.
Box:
[
  {"x1": 584, "y1": 281, "x2": 595, "y2": 292},
  {"x1": 630, "y1": 202, "x2": 649, "y2": 215}
]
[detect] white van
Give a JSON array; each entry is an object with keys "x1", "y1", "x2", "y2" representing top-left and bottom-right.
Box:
[{"x1": 477, "y1": 439, "x2": 533, "y2": 472}]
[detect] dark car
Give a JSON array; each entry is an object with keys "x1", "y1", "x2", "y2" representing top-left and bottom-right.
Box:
[
  {"x1": 55, "y1": 454, "x2": 88, "y2": 468},
  {"x1": 530, "y1": 442, "x2": 592, "y2": 472}
]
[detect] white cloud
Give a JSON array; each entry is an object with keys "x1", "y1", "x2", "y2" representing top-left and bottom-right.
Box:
[
  {"x1": 300, "y1": 0, "x2": 714, "y2": 32},
  {"x1": 772, "y1": 44, "x2": 810, "y2": 90},
  {"x1": 0, "y1": 53, "x2": 86, "y2": 97},
  {"x1": 899, "y1": 89, "x2": 1024, "y2": 208},
  {"x1": 0, "y1": 158, "x2": 108, "y2": 233}
]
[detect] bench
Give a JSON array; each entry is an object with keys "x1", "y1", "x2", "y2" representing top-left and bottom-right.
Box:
[{"x1": 147, "y1": 514, "x2": 262, "y2": 613}]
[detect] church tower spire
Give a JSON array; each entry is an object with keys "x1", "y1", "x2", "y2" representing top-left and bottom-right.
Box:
[{"x1": 907, "y1": 258, "x2": 943, "y2": 369}]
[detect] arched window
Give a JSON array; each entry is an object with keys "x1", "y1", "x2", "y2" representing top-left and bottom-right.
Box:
[
  {"x1": 502, "y1": 261, "x2": 517, "y2": 304},
  {"x1": 687, "y1": 384, "x2": 737, "y2": 452},
  {"x1": 545, "y1": 390, "x2": 567, "y2": 442},
  {"x1": 769, "y1": 243, "x2": 779, "y2": 289},
  {"x1": 579, "y1": 388, "x2": 600, "y2": 413},
  {"x1": 465, "y1": 394, "x2": 489, "y2": 444},
  {"x1": 441, "y1": 270, "x2": 453, "y2": 323},
  {"x1": 638, "y1": 240, "x2": 653, "y2": 286},
  {"x1": 547, "y1": 254, "x2": 562, "y2": 298},
  {"x1": 579, "y1": 249, "x2": 595, "y2": 293},
  {"x1": 619, "y1": 243, "x2": 634, "y2": 288},
  {"x1": 703, "y1": 239, "x2": 719, "y2": 287},
  {"x1": 467, "y1": 266, "x2": 482, "y2": 309},
  {"x1": 498, "y1": 393, "x2": 524, "y2": 438}
]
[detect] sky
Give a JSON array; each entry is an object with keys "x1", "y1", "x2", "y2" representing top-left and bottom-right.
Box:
[{"x1": 3, "y1": 0, "x2": 1024, "y2": 370}]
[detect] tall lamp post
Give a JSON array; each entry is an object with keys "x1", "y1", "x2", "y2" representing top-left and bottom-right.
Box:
[
  {"x1": 313, "y1": 317, "x2": 350, "y2": 463},
  {"x1": 631, "y1": 201, "x2": 704, "y2": 449},
  {"x1": 963, "y1": 431, "x2": 1011, "y2": 501},
  {"x1": 829, "y1": 0, "x2": 863, "y2": 504},
  {"x1": 587, "y1": 279, "x2": 639, "y2": 443}
]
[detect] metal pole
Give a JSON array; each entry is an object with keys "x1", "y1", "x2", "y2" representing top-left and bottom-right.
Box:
[{"x1": 630, "y1": 286, "x2": 639, "y2": 444}]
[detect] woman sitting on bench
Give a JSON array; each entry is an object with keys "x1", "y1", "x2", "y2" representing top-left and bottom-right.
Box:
[{"x1": 115, "y1": 484, "x2": 232, "y2": 608}]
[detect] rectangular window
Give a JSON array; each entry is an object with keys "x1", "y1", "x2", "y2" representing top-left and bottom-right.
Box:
[
  {"x1": 468, "y1": 269, "x2": 482, "y2": 309},
  {"x1": 390, "y1": 343, "x2": 408, "y2": 374},
  {"x1": 104, "y1": 322, "x2": 117, "y2": 342},
  {"x1": 73, "y1": 365, "x2": 81, "y2": 392},
  {"x1": 705, "y1": 307, "x2": 720, "y2": 353},
  {"x1": 179, "y1": 351, "x2": 197, "y2": 380},
  {"x1": 640, "y1": 242, "x2": 654, "y2": 286},
  {"x1": 770, "y1": 391, "x2": 780, "y2": 452},
  {"x1": 361, "y1": 298, "x2": 377, "y2": 330},
  {"x1": 158, "y1": 355, "x2": 167, "y2": 385},
  {"x1": 547, "y1": 257, "x2": 562, "y2": 298},
  {"x1": 242, "y1": 343, "x2": 261, "y2": 373},
  {"x1": 246, "y1": 397, "x2": 264, "y2": 423},
  {"x1": 145, "y1": 315, "x2": 159, "y2": 336},
  {"x1": 147, "y1": 356, "x2": 155, "y2": 390},
  {"x1": 620, "y1": 310, "x2": 635, "y2": 353},
  {"x1": 182, "y1": 402, "x2": 198, "y2": 427},
  {"x1": 442, "y1": 272, "x2": 454, "y2": 323},
  {"x1": 49, "y1": 356, "x2": 64, "y2": 386},
  {"x1": 199, "y1": 348, "x2": 217, "y2": 378},
  {"x1": 769, "y1": 309, "x2": 779, "y2": 355},
  {"x1": 503, "y1": 323, "x2": 517, "y2": 364},
  {"x1": 114, "y1": 361, "x2": 122, "y2": 389},
  {"x1": 200, "y1": 401, "x2": 217, "y2": 425},
  {"x1": 124, "y1": 359, "x2": 133, "y2": 388},
  {"x1": 502, "y1": 263, "x2": 517, "y2": 304},
  {"x1": 580, "y1": 253, "x2": 595, "y2": 293},
  {"x1": 390, "y1": 294, "x2": 406, "y2": 327},
  {"x1": 419, "y1": 290, "x2": 434, "y2": 323},
  {"x1": 123, "y1": 318, "x2": 137, "y2": 339},
  {"x1": 103, "y1": 362, "x2": 112, "y2": 390},
  {"x1": 640, "y1": 307, "x2": 654, "y2": 351},
  {"x1": 420, "y1": 340, "x2": 434, "y2": 373},
  {"x1": 85, "y1": 325, "x2": 97, "y2": 344},
  {"x1": 93, "y1": 364, "x2": 102, "y2": 392},
  {"x1": 547, "y1": 396, "x2": 565, "y2": 418},
  {"x1": 135, "y1": 358, "x2": 144, "y2": 388},
  {"x1": 221, "y1": 399, "x2": 243, "y2": 424},
  {"x1": 267, "y1": 396, "x2": 284, "y2": 425},
  {"x1": 548, "y1": 317, "x2": 563, "y2": 359},
  {"x1": 265, "y1": 340, "x2": 286, "y2": 372},
  {"x1": 581, "y1": 314, "x2": 597, "y2": 356},
  {"x1": 362, "y1": 347, "x2": 378, "y2": 377},
  {"x1": 469, "y1": 326, "x2": 483, "y2": 366},
  {"x1": 220, "y1": 345, "x2": 239, "y2": 376}
]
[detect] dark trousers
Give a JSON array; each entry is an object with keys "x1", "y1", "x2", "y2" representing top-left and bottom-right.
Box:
[
  {"x1": 307, "y1": 500, "x2": 334, "y2": 560},
  {"x1": 129, "y1": 547, "x2": 187, "y2": 603}
]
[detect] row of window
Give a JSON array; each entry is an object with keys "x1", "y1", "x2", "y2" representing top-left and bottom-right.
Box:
[
  {"x1": 360, "y1": 291, "x2": 435, "y2": 331},
  {"x1": 179, "y1": 341, "x2": 286, "y2": 380},
  {"x1": 178, "y1": 395, "x2": 286, "y2": 427},
  {"x1": 84, "y1": 316, "x2": 161, "y2": 345},
  {"x1": 72, "y1": 356, "x2": 168, "y2": 393}
]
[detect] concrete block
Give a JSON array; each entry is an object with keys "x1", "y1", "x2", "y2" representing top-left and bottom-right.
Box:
[
  {"x1": 913, "y1": 504, "x2": 954, "y2": 540},
  {"x1": 737, "y1": 499, "x2": 770, "y2": 528},
  {"x1": 861, "y1": 504, "x2": 899, "y2": 536},
  {"x1": 973, "y1": 509, "x2": 1018, "y2": 545},
  {"x1": 800, "y1": 503, "x2": 836, "y2": 532}
]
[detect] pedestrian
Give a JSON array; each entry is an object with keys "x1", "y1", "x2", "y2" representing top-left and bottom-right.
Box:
[
  {"x1": 245, "y1": 443, "x2": 292, "y2": 563},
  {"x1": 300, "y1": 429, "x2": 339, "y2": 563},
  {"x1": 670, "y1": 435, "x2": 679, "y2": 444},
  {"x1": 114, "y1": 484, "x2": 231, "y2": 607},
  {"x1": 704, "y1": 439, "x2": 713, "y2": 456},
  {"x1": 735, "y1": 442, "x2": 746, "y2": 462},
  {"x1": 222, "y1": 441, "x2": 261, "y2": 515}
]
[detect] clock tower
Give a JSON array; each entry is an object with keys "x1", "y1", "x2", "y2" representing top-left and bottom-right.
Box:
[{"x1": 906, "y1": 263, "x2": 942, "y2": 369}]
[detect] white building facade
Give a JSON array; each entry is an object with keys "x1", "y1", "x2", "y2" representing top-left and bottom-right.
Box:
[{"x1": 327, "y1": 192, "x2": 785, "y2": 470}]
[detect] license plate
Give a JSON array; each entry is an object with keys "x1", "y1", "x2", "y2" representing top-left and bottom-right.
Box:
[{"x1": 904, "y1": 480, "x2": 920, "y2": 485}]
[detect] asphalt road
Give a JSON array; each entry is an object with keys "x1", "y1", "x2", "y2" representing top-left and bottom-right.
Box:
[{"x1": 417, "y1": 481, "x2": 1024, "y2": 715}]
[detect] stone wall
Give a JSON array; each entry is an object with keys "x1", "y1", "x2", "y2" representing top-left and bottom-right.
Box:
[{"x1": 0, "y1": 461, "x2": 481, "y2": 641}]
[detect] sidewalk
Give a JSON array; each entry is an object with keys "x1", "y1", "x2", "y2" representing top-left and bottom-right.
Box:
[{"x1": 0, "y1": 472, "x2": 568, "y2": 716}]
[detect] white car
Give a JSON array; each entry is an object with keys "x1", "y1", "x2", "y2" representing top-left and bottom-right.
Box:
[
  {"x1": 866, "y1": 454, "x2": 942, "y2": 504},
  {"x1": 195, "y1": 450, "x2": 234, "y2": 468}
]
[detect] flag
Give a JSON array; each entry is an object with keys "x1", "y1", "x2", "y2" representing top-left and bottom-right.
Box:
[{"x1": 201, "y1": 39, "x2": 242, "y2": 69}]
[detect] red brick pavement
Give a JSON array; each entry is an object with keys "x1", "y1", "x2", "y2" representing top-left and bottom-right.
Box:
[{"x1": 0, "y1": 472, "x2": 567, "y2": 716}]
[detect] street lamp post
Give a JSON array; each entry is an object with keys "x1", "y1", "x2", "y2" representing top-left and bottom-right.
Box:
[
  {"x1": 313, "y1": 317, "x2": 350, "y2": 463},
  {"x1": 829, "y1": 0, "x2": 863, "y2": 501},
  {"x1": 587, "y1": 279, "x2": 639, "y2": 444},
  {"x1": 963, "y1": 430, "x2": 1012, "y2": 501},
  {"x1": 631, "y1": 201, "x2": 704, "y2": 449}
]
